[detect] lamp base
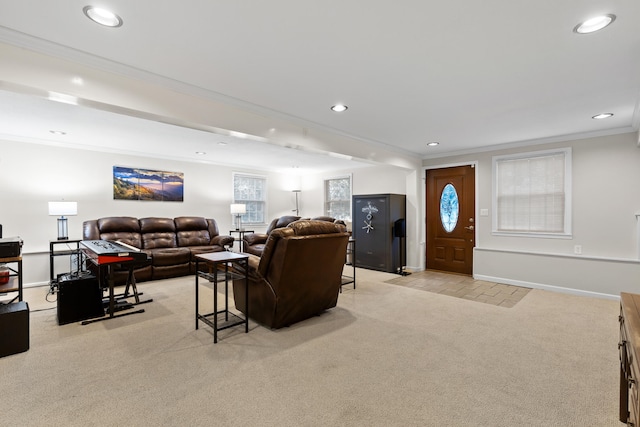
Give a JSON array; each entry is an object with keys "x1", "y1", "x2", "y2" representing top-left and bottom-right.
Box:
[{"x1": 57, "y1": 217, "x2": 69, "y2": 240}]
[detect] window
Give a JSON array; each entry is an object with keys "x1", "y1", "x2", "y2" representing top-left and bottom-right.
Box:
[
  {"x1": 493, "y1": 148, "x2": 571, "y2": 237},
  {"x1": 324, "y1": 175, "x2": 352, "y2": 221},
  {"x1": 233, "y1": 173, "x2": 267, "y2": 225}
]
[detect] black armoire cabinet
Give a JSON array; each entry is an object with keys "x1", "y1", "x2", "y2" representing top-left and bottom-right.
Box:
[{"x1": 352, "y1": 193, "x2": 406, "y2": 273}]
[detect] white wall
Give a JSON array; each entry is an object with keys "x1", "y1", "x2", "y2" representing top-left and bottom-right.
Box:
[
  {"x1": 423, "y1": 131, "x2": 640, "y2": 298},
  {"x1": 0, "y1": 139, "x2": 298, "y2": 285},
  {"x1": 1, "y1": 139, "x2": 421, "y2": 286}
]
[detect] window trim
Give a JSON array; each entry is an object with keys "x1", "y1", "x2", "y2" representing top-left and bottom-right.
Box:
[
  {"x1": 323, "y1": 174, "x2": 352, "y2": 221},
  {"x1": 491, "y1": 147, "x2": 572, "y2": 239},
  {"x1": 232, "y1": 172, "x2": 268, "y2": 226}
]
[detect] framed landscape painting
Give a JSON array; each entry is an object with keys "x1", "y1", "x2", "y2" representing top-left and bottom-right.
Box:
[{"x1": 113, "y1": 166, "x2": 184, "y2": 201}]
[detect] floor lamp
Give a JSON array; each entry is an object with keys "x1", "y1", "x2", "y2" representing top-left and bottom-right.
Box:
[{"x1": 292, "y1": 190, "x2": 301, "y2": 216}]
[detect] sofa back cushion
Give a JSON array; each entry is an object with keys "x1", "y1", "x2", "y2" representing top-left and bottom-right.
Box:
[
  {"x1": 96, "y1": 217, "x2": 142, "y2": 248},
  {"x1": 139, "y1": 217, "x2": 177, "y2": 249},
  {"x1": 174, "y1": 216, "x2": 213, "y2": 247}
]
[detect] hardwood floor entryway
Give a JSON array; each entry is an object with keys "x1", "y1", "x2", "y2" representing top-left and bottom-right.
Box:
[{"x1": 385, "y1": 270, "x2": 531, "y2": 308}]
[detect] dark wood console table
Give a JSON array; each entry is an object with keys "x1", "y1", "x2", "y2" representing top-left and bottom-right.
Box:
[{"x1": 620, "y1": 292, "x2": 640, "y2": 425}]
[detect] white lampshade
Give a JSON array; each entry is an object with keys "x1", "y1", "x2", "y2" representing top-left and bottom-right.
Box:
[
  {"x1": 230, "y1": 204, "x2": 246, "y2": 214},
  {"x1": 48, "y1": 201, "x2": 77, "y2": 216}
]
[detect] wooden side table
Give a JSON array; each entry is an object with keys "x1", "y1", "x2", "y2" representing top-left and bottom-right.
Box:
[
  {"x1": 0, "y1": 256, "x2": 23, "y2": 304},
  {"x1": 195, "y1": 252, "x2": 249, "y2": 343}
]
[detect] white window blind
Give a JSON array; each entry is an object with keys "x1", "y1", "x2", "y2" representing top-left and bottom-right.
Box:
[
  {"x1": 233, "y1": 173, "x2": 267, "y2": 224},
  {"x1": 493, "y1": 148, "x2": 571, "y2": 236}
]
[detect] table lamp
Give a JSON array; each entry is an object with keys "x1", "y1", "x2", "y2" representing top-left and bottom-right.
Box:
[
  {"x1": 230, "y1": 203, "x2": 246, "y2": 230},
  {"x1": 48, "y1": 201, "x2": 77, "y2": 240}
]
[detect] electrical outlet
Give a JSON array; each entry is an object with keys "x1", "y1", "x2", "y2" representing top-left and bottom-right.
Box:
[{"x1": 574, "y1": 245, "x2": 582, "y2": 255}]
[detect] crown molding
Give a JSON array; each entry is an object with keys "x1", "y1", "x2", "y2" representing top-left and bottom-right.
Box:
[{"x1": 422, "y1": 126, "x2": 637, "y2": 160}]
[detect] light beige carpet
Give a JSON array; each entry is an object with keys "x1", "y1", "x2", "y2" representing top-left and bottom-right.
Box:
[{"x1": 1, "y1": 268, "x2": 620, "y2": 426}]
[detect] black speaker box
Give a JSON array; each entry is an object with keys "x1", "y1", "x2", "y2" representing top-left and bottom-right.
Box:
[
  {"x1": 0, "y1": 301, "x2": 29, "y2": 357},
  {"x1": 57, "y1": 273, "x2": 104, "y2": 325},
  {"x1": 394, "y1": 218, "x2": 406, "y2": 238}
]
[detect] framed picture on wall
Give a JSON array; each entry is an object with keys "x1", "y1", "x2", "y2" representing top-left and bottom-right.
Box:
[{"x1": 113, "y1": 166, "x2": 184, "y2": 201}]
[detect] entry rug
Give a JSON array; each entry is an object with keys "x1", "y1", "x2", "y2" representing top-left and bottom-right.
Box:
[{"x1": 385, "y1": 270, "x2": 531, "y2": 308}]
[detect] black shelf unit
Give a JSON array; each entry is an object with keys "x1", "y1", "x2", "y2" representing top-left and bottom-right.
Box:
[
  {"x1": 49, "y1": 239, "x2": 82, "y2": 285},
  {"x1": 340, "y1": 237, "x2": 356, "y2": 291}
]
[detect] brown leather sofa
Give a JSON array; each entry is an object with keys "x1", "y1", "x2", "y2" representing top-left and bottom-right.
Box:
[
  {"x1": 242, "y1": 215, "x2": 345, "y2": 256},
  {"x1": 232, "y1": 219, "x2": 350, "y2": 329},
  {"x1": 82, "y1": 216, "x2": 233, "y2": 284}
]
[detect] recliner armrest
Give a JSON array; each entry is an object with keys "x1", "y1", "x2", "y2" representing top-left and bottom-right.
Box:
[
  {"x1": 243, "y1": 233, "x2": 268, "y2": 246},
  {"x1": 228, "y1": 253, "x2": 262, "y2": 281}
]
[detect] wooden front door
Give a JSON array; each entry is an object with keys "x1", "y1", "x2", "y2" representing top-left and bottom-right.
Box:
[{"x1": 426, "y1": 165, "x2": 475, "y2": 275}]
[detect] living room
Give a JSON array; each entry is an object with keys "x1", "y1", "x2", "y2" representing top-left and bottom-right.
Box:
[
  {"x1": 0, "y1": 2, "x2": 639, "y2": 299},
  {"x1": 1, "y1": 2, "x2": 640, "y2": 425}
]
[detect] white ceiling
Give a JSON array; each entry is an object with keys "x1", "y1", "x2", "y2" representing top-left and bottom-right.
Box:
[
  {"x1": 0, "y1": 88, "x2": 369, "y2": 173},
  {"x1": 0, "y1": 0, "x2": 638, "y2": 170}
]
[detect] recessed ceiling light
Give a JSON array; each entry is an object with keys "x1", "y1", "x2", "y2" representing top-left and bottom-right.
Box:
[
  {"x1": 83, "y1": 6, "x2": 123, "y2": 27},
  {"x1": 195, "y1": 151, "x2": 206, "y2": 155},
  {"x1": 592, "y1": 113, "x2": 614, "y2": 119},
  {"x1": 573, "y1": 14, "x2": 615, "y2": 34},
  {"x1": 427, "y1": 142, "x2": 439, "y2": 147},
  {"x1": 49, "y1": 130, "x2": 67, "y2": 136},
  {"x1": 331, "y1": 104, "x2": 348, "y2": 113}
]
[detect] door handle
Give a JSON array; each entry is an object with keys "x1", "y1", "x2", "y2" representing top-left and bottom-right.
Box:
[{"x1": 464, "y1": 225, "x2": 474, "y2": 231}]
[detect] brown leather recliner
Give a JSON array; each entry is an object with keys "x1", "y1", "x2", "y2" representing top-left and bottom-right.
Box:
[
  {"x1": 242, "y1": 215, "x2": 300, "y2": 256},
  {"x1": 233, "y1": 220, "x2": 349, "y2": 329},
  {"x1": 242, "y1": 215, "x2": 345, "y2": 256}
]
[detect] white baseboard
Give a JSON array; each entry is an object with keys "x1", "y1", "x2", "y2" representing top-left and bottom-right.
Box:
[{"x1": 23, "y1": 281, "x2": 50, "y2": 289}]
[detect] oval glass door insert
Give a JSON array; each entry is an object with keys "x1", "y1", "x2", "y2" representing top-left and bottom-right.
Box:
[{"x1": 440, "y1": 183, "x2": 459, "y2": 232}]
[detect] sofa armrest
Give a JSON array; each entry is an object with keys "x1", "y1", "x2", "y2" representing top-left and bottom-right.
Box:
[
  {"x1": 243, "y1": 233, "x2": 268, "y2": 246},
  {"x1": 211, "y1": 234, "x2": 234, "y2": 248}
]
